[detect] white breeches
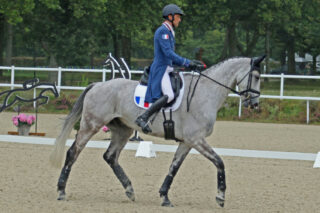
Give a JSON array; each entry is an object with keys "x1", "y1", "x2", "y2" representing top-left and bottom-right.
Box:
[{"x1": 161, "y1": 66, "x2": 175, "y2": 103}]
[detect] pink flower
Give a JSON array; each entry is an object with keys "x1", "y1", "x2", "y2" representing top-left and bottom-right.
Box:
[
  {"x1": 13, "y1": 120, "x2": 19, "y2": 126},
  {"x1": 102, "y1": 126, "x2": 109, "y2": 132},
  {"x1": 27, "y1": 118, "x2": 33, "y2": 125},
  {"x1": 30, "y1": 115, "x2": 36, "y2": 121},
  {"x1": 19, "y1": 113, "x2": 27, "y2": 122},
  {"x1": 12, "y1": 114, "x2": 36, "y2": 127}
]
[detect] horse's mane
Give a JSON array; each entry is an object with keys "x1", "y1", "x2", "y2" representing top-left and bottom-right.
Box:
[{"x1": 206, "y1": 56, "x2": 248, "y2": 72}]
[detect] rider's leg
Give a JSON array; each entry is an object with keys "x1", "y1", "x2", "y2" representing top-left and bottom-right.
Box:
[
  {"x1": 135, "y1": 95, "x2": 168, "y2": 134},
  {"x1": 135, "y1": 66, "x2": 173, "y2": 134}
]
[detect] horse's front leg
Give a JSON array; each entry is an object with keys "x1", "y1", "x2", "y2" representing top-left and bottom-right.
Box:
[
  {"x1": 193, "y1": 138, "x2": 226, "y2": 207},
  {"x1": 159, "y1": 142, "x2": 191, "y2": 207}
]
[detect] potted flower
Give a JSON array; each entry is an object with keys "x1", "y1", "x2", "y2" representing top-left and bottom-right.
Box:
[
  {"x1": 102, "y1": 125, "x2": 110, "y2": 133},
  {"x1": 12, "y1": 113, "x2": 36, "y2": 136}
]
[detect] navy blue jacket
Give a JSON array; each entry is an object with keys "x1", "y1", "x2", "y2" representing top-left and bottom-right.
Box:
[{"x1": 145, "y1": 23, "x2": 190, "y2": 103}]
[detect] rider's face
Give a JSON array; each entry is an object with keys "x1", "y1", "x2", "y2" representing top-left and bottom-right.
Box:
[
  {"x1": 173, "y1": 14, "x2": 181, "y2": 28},
  {"x1": 168, "y1": 14, "x2": 181, "y2": 28}
]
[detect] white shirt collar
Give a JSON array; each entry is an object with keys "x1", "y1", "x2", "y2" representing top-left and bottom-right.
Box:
[{"x1": 162, "y1": 22, "x2": 175, "y2": 37}]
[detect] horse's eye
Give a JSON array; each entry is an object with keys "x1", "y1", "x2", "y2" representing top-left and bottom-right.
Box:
[{"x1": 255, "y1": 76, "x2": 260, "y2": 81}]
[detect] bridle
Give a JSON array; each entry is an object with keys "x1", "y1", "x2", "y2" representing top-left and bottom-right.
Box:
[
  {"x1": 235, "y1": 59, "x2": 261, "y2": 101},
  {"x1": 186, "y1": 59, "x2": 261, "y2": 111}
]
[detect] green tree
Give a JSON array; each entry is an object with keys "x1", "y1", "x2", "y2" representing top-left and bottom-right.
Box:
[
  {"x1": 0, "y1": 0, "x2": 34, "y2": 70},
  {"x1": 103, "y1": 0, "x2": 166, "y2": 67},
  {"x1": 297, "y1": 0, "x2": 320, "y2": 74}
]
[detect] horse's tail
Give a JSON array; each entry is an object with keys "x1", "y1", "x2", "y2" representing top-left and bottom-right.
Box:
[{"x1": 49, "y1": 83, "x2": 95, "y2": 168}]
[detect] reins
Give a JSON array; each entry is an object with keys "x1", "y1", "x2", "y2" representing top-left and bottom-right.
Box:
[{"x1": 186, "y1": 59, "x2": 260, "y2": 112}]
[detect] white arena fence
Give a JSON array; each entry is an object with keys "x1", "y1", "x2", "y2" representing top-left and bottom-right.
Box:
[{"x1": 1, "y1": 66, "x2": 320, "y2": 124}]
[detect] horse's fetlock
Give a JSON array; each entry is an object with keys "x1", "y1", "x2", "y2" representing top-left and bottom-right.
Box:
[
  {"x1": 57, "y1": 180, "x2": 66, "y2": 190},
  {"x1": 219, "y1": 183, "x2": 226, "y2": 192},
  {"x1": 159, "y1": 189, "x2": 168, "y2": 197}
]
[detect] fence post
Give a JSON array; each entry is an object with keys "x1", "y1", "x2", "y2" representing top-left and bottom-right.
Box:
[
  {"x1": 33, "y1": 88, "x2": 37, "y2": 109},
  {"x1": 280, "y1": 73, "x2": 284, "y2": 99},
  {"x1": 306, "y1": 100, "x2": 309, "y2": 124},
  {"x1": 102, "y1": 68, "x2": 106, "y2": 82},
  {"x1": 57, "y1": 67, "x2": 61, "y2": 93},
  {"x1": 236, "y1": 85, "x2": 242, "y2": 118},
  {"x1": 10, "y1": 65, "x2": 15, "y2": 90},
  {"x1": 238, "y1": 97, "x2": 242, "y2": 118}
]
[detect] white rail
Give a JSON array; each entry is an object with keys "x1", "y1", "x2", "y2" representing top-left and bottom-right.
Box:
[{"x1": 1, "y1": 66, "x2": 319, "y2": 123}]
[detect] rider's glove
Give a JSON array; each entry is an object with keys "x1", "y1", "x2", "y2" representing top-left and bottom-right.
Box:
[{"x1": 187, "y1": 60, "x2": 206, "y2": 71}]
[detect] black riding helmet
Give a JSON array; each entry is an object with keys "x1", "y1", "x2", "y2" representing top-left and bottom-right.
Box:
[
  {"x1": 162, "y1": 4, "x2": 184, "y2": 28},
  {"x1": 162, "y1": 4, "x2": 184, "y2": 17}
]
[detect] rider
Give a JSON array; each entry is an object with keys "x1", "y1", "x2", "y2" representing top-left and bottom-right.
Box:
[{"x1": 135, "y1": 4, "x2": 198, "y2": 134}]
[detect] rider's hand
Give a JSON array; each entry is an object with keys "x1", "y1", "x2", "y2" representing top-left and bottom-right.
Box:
[
  {"x1": 187, "y1": 60, "x2": 206, "y2": 71},
  {"x1": 187, "y1": 60, "x2": 197, "y2": 70}
]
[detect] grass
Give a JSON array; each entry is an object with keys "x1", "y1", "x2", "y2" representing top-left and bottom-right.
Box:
[{"x1": 217, "y1": 98, "x2": 320, "y2": 125}]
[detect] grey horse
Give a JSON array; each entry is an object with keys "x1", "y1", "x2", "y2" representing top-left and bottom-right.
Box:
[{"x1": 50, "y1": 56, "x2": 265, "y2": 207}]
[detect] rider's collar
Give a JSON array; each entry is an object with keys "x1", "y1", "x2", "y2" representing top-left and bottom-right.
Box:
[{"x1": 162, "y1": 21, "x2": 175, "y2": 37}]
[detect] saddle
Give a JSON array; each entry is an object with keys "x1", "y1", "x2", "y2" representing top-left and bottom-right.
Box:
[{"x1": 140, "y1": 66, "x2": 183, "y2": 107}]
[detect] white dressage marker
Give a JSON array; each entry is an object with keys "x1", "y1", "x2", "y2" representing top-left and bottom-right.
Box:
[
  {"x1": 313, "y1": 152, "x2": 320, "y2": 168},
  {"x1": 135, "y1": 141, "x2": 156, "y2": 158}
]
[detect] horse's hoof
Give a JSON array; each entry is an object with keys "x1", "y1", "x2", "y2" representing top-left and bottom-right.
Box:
[
  {"x1": 216, "y1": 196, "x2": 225, "y2": 207},
  {"x1": 57, "y1": 190, "x2": 66, "y2": 201},
  {"x1": 125, "y1": 185, "x2": 135, "y2": 201},
  {"x1": 161, "y1": 201, "x2": 174, "y2": 207},
  {"x1": 161, "y1": 195, "x2": 174, "y2": 207}
]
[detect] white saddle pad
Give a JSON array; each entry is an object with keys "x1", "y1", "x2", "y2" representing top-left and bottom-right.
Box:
[{"x1": 134, "y1": 72, "x2": 185, "y2": 112}]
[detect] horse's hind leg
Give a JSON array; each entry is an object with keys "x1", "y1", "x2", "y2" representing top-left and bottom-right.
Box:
[
  {"x1": 159, "y1": 142, "x2": 191, "y2": 207},
  {"x1": 57, "y1": 125, "x2": 99, "y2": 200},
  {"x1": 103, "y1": 120, "x2": 135, "y2": 201},
  {"x1": 191, "y1": 138, "x2": 226, "y2": 207}
]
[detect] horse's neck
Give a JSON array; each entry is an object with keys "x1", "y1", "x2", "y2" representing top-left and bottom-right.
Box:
[
  {"x1": 201, "y1": 58, "x2": 249, "y2": 108},
  {"x1": 206, "y1": 59, "x2": 245, "y2": 88}
]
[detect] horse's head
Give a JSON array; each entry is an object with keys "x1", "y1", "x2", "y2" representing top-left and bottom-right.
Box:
[{"x1": 236, "y1": 55, "x2": 265, "y2": 109}]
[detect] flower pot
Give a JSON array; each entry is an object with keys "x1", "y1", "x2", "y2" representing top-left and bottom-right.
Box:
[{"x1": 18, "y1": 124, "x2": 31, "y2": 136}]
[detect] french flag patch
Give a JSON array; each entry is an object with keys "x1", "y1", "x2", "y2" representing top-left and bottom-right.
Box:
[
  {"x1": 134, "y1": 84, "x2": 153, "y2": 109},
  {"x1": 135, "y1": 96, "x2": 150, "y2": 109},
  {"x1": 162, "y1": 34, "x2": 169, "y2": 39}
]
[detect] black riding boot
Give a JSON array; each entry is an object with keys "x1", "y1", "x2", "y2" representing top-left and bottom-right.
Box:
[{"x1": 135, "y1": 95, "x2": 169, "y2": 134}]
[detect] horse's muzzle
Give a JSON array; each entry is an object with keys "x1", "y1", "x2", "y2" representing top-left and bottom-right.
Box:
[{"x1": 243, "y1": 97, "x2": 259, "y2": 109}]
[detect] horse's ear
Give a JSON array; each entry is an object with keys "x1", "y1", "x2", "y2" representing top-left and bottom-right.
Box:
[{"x1": 253, "y1": 55, "x2": 266, "y2": 66}]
